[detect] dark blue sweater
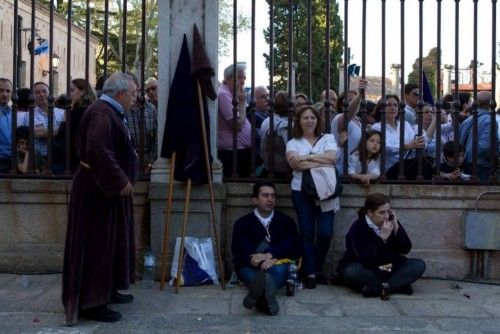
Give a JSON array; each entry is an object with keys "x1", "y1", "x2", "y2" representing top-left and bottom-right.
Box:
[
  {"x1": 336, "y1": 216, "x2": 412, "y2": 274},
  {"x1": 231, "y1": 211, "x2": 301, "y2": 270}
]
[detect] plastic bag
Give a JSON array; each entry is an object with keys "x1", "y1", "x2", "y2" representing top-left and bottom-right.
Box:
[{"x1": 170, "y1": 237, "x2": 218, "y2": 286}]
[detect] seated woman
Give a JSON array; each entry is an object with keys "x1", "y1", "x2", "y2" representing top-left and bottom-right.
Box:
[{"x1": 335, "y1": 193, "x2": 426, "y2": 298}]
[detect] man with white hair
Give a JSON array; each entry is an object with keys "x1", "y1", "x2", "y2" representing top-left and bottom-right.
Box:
[
  {"x1": 144, "y1": 77, "x2": 158, "y2": 109},
  {"x1": 62, "y1": 72, "x2": 139, "y2": 325},
  {"x1": 217, "y1": 63, "x2": 252, "y2": 177}
]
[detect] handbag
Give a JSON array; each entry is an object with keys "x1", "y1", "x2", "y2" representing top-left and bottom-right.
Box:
[{"x1": 301, "y1": 167, "x2": 343, "y2": 200}]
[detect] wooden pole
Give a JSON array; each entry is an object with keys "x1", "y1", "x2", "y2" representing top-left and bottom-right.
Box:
[
  {"x1": 159, "y1": 152, "x2": 176, "y2": 290},
  {"x1": 175, "y1": 178, "x2": 192, "y2": 294},
  {"x1": 196, "y1": 80, "x2": 226, "y2": 289}
]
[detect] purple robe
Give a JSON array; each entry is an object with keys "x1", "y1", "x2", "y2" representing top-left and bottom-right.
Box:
[{"x1": 62, "y1": 99, "x2": 139, "y2": 325}]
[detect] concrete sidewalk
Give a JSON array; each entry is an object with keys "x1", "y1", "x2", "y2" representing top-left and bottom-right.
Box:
[{"x1": 0, "y1": 274, "x2": 498, "y2": 333}]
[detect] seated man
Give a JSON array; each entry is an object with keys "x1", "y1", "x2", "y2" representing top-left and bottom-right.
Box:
[
  {"x1": 231, "y1": 181, "x2": 300, "y2": 315},
  {"x1": 335, "y1": 193, "x2": 426, "y2": 299}
]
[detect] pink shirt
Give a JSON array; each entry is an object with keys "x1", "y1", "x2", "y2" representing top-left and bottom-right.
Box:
[{"x1": 217, "y1": 84, "x2": 251, "y2": 150}]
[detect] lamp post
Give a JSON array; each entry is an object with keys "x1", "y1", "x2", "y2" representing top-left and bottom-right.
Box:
[{"x1": 42, "y1": 53, "x2": 60, "y2": 76}]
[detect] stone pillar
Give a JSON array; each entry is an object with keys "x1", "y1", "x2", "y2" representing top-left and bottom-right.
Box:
[
  {"x1": 390, "y1": 64, "x2": 401, "y2": 95},
  {"x1": 149, "y1": 0, "x2": 225, "y2": 279},
  {"x1": 152, "y1": 0, "x2": 221, "y2": 184},
  {"x1": 338, "y1": 64, "x2": 344, "y2": 94},
  {"x1": 443, "y1": 65, "x2": 453, "y2": 97}
]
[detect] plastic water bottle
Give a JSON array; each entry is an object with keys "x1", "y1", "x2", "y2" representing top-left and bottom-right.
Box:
[
  {"x1": 143, "y1": 250, "x2": 155, "y2": 289},
  {"x1": 287, "y1": 261, "x2": 298, "y2": 294}
]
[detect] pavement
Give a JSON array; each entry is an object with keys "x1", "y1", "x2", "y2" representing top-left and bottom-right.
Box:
[{"x1": 0, "y1": 274, "x2": 499, "y2": 333}]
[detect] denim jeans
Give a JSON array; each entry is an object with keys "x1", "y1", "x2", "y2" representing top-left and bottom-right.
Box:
[
  {"x1": 342, "y1": 258, "x2": 426, "y2": 292},
  {"x1": 291, "y1": 190, "x2": 335, "y2": 276},
  {"x1": 238, "y1": 264, "x2": 289, "y2": 289}
]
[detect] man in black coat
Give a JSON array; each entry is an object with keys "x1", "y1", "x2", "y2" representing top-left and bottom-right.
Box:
[{"x1": 232, "y1": 181, "x2": 300, "y2": 315}]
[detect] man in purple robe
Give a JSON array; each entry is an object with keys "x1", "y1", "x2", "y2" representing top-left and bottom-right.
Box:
[{"x1": 62, "y1": 72, "x2": 139, "y2": 325}]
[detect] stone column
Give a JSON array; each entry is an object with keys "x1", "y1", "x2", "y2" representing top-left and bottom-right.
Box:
[
  {"x1": 338, "y1": 64, "x2": 344, "y2": 94},
  {"x1": 443, "y1": 65, "x2": 453, "y2": 97},
  {"x1": 152, "y1": 0, "x2": 221, "y2": 184},
  {"x1": 390, "y1": 64, "x2": 401, "y2": 95}
]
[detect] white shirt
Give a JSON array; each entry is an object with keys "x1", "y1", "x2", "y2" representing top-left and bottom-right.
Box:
[
  {"x1": 365, "y1": 214, "x2": 381, "y2": 236},
  {"x1": 286, "y1": 133, "x2": 338, "y2": 191},
  {"x1": 348, "y1": 151, "x2": 380, "y2": 177},
  {"x1": 371, "y1": 120, "x2": 415, "y2": 170},
  {"x1": 18, "y1": 106, "x2": 65, "y2": 156}
]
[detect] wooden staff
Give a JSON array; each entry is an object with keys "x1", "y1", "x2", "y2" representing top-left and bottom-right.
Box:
[
  {"x1": 175, "y1": 178, "x2": 192, "y2": 293},
  {"x1": 196, "y1": 80, "x2": 226, "y2": 289},
  {"x1": 159, "y1": 152, "x2": 176, "y2": 290}
]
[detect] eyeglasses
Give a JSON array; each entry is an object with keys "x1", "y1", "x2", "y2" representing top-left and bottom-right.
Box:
[{"x1": 145, "y1": 86, "x2": 157, "y2": 93}]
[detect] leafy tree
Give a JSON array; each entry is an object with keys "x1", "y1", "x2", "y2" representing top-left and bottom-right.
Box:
[
  {"x1": 218, "y1": 0, "x2": 250, "y2": 58},
  {"x1": 39, "y1": 0, "x2": 158, "y2": 80},
  {"x1": 263, "y1": 1, "x2": 344, "y2": 102},
  {"x1": 407, "y1": 47, "x2": 439, "y2": 98}
]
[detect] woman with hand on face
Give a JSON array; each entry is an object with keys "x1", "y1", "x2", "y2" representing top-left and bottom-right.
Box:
[
  {"x1": 335, "y1": 193, "x2": 426, "y2": 299},
  {"x1": 286, "y1": 105, "x2": 339, "y2": 289}
]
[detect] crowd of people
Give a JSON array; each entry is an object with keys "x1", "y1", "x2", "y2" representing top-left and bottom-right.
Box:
[
  {"x1": 0, "y1": 75, "x2": 158, "y2": 176},
  {"x1": 217, "y1": 64, "x2": 500, "y2": 184}
]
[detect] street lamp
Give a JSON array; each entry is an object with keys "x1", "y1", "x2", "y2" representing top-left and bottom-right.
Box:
[{"x1": 42, "y1": 53, "x2": 60, "y2": 76}]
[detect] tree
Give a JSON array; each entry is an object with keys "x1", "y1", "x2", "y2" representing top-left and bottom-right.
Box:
[
  {"x1": 263, "y1": 1, "x2": 344, "y2": 102},
  {"x1": 407, "y1": 47, "x2": 439, "y2": 98},
  {"x1": 39, "y1": 0, "x2": 159, "y2": 80},
  {"x1": 218, "y1": 0, "x2": 250, "y2": 58}
]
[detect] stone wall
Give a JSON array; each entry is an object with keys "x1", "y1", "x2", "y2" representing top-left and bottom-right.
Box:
[{"x1": 1, "y1": 179, "x2": 499, "y2": 281}]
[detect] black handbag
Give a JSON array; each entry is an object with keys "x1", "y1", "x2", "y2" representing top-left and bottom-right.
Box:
[{"x1": 301, "y1": 167, "x2": 343, "y2": 200}]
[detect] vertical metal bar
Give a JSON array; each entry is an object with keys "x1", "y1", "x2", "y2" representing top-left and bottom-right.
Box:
[
  {"x1": 268, "y1": 0, "x2": 275, "y2": 177},
  {"x1": 46, "y1": 0, "x2": 55, "y2": 174},
  {"x1": 249, "y1": 0, "x2": 256, "y2": 177},
  {"x1": 28, "y1": 0, "x2": 36, "y2": 173},
  {"x1": 85, "y1": 0, "x2": 91, "y2": 83},
  {"x1": 231, "y1": 0, "x2": 238, "y2": 178},
  {"x1": 452, "y1": 0, "x2": 460, "y2": 171},
  {"x1": 16, "y1": 15, "x2": 23, "y2": 91},
  {"x1": 379, "y1": 0, "x2": 387, "y2": 180},
  {"x1": 287, "y1": 0, "x2": 294, "y2": 142},
  {"x1": 10, "y1": 0, "x2": 19, "y2": 173},
  {"x1": 122, "y1": 0, "x2": 128, "y2": 72},
  {"x1": 471, "y1": 0, "x2": 479, "y2": 183},
  {"x1": 104, "y1": 0, "x2": 109, "y2": 78},
  {"x1": 360, "y1": 0, "x2": 367, "y2": 174},
  {"x1": 435, "y1": 0, "x2": 443, "y2": 178},
  {"x1": 307, "y1": 0, "x2": 312, "y2": 103},
  {"x1": 398, "y1": 0, "x2": 406, "y2": 180},
  {"x1": 323, "y1": 0, "x2": 331, "y2": 133},
  {"x1": 341, "y1": 0, "x2": 348, "y2": 175},
  {"x1": 416, "y1": 0, "x2": 424, "y2": 180},
  {"x1": 138, "y1": 0, "x2": 146, "y2": 176},
  {"x1": 65, "y1": 0, "x2": 73, "y2": 175},
  {"x1": 489, "y1": 0, "x2": 497, "y2": 183}
]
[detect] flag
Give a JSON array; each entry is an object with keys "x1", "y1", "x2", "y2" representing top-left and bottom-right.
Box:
[
  {"x1": 422, "y1": 71, "x2": 434, "y2": 106},
  {"x1": 160, "y1": 32, "x2": 212, "y2": 184}
]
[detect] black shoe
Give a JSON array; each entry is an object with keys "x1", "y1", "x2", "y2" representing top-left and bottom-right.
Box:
[
  {"x1": 315, "y1": 273, "x2": 329, "y2": 285},
  {"x1": 110, "y1": 290, "x2": 134, "y2": 304},
  {"x1": 80, "y1": 305, "x2": 121, "y2": 322},
  {"x1": 330, "y1": 272, "x2": 343, "y2": 286},
  {"x1": 243, "y1": 271, "x2": 266, "y2": 310},
  {"x1": 398, "y1": 284, "x2": 414, "y2": 295},
  {"x1": 263, "y1": 273, "x2": 279, "y2": 315},
  {"x1": 304, "y1": 276, "x2": 316, "y2": 289},
  {"x1": 361, "y1": 285, "x2": 381, "y2": 298}
]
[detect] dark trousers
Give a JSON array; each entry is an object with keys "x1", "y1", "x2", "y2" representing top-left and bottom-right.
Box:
[
  {"x1": 342, "y1": 258, "x2": 426, "y2": 292},
  {"x1": 218, "y1": 149, "x2": 251, "y2": 177},
  {"x1": 291, "y1": 190, "x2": 335, "y2": 276}
]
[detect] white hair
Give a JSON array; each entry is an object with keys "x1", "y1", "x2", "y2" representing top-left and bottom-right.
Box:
[
  {"x1": 223, "y1": 62, "x2": 246, "y2": 81},
  {"x1": 101, "y1": 72, "x2": 135, "y2": 97}
]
